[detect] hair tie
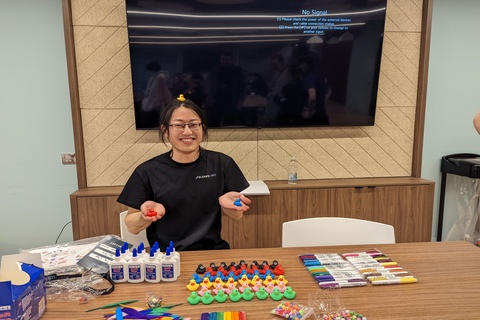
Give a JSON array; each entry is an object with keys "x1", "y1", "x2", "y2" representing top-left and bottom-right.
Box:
[{"x1": 177, "y1": 94, "x2": 186, "y2": 102}]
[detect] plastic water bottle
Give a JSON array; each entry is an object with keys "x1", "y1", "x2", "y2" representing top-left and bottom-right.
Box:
[{"x1": 288, "y1": 157, "x2": 298, "y2": 184}]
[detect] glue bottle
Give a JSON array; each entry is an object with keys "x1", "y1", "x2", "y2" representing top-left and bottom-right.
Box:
[
  {"x1": 127, "y1": 248, "x2": 145, "y2": 283},
  {"x1": 145, "y1": 250, "x2": 161, "y2": 283},
  {"x1": 169, "y1": 241, "x2": 181, "y2": 276},
  {"x1": 109, "y1": 248, "x2": 127, "y2": 283},
  {"x1": 160, "y1": 247, "x2": 178, "y2": 281}
]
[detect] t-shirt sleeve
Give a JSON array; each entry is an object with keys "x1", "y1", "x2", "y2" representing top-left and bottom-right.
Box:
[
  {"x1": 117, "y1": 169, "x2": 153, "y2": 209},
  {"x1": 224, "y1": 157, "x2": 249, "y2": 193}
]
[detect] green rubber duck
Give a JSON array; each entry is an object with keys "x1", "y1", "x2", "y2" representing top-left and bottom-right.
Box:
[
  {"x1": 242, "y1": 288, "x2": 254, "y2": 301},
  {"x1": 255, "y1": 287, "x2": 269, "y2": 300},
  {"x1": 229, "y1": 289, "x2": 242, "y2": 302},
  {"x1": 187, "y1": 292, "x2": 201, "y2": 305},
  {"x1": 270, "y1": 288, "x2": 284, "y2": 301},
  {"x1": 201, "y1": 292, "x2": 215, "y2": 305},
  {"x1": 283, "y1": 286, "x2": 296, "y2": 300},
  {"x1": 214, "y1": 290, "x2": 228, "y2": 303}
]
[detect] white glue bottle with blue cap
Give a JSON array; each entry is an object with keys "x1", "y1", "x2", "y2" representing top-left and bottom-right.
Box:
[
  {"x1": 127, "y1": 248, "x2": 145, "y2": 283},
  {"x1": 121, "y1": 242, "x2": 131, "y2": 262},
  {"x1": 145, "y1": 249, "x2": 161, "y2": 283},
  {"x1": 109, "y1": 248, "x2": 127, "y2": 283},
  {"x1": 160, "y1": 247, "x2": 178, "y2": 281},
  {"x1": 169, "y1": 241, "x2": 181, "y2": 276}
]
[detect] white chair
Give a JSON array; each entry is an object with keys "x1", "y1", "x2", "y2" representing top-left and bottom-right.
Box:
[
  {"x1": 119, "y1": 210, "x2": 149, "y2": 248},
  {"x1": 282, "y1": 217, "x2": 395, "y2": 248}
]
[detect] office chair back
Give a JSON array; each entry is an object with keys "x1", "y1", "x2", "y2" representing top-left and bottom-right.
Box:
[
  {"x1": 282, "y1": 217, "x2": 395, "y2": 248},
  {"x1": 119, "y1": 210, "x2": 149, "y2": 248}
]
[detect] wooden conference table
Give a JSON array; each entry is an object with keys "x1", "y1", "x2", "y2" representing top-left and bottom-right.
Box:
[{"x1": 43, "y1": 241, "x2": 480, "y2": 320}]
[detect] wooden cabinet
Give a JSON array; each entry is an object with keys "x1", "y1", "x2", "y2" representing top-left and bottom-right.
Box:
[{"x1": 70, "y1": 178, "x2": 434, "y2": 247}]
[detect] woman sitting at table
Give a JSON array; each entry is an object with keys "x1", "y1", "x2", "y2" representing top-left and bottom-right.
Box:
[{"x1": 117, "y1": 95, "x2": 251, "y2": 251}]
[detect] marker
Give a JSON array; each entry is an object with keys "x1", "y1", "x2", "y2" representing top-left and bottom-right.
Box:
[{"x1": 371, "y1": 277, "x2": 418, "y2": 285}]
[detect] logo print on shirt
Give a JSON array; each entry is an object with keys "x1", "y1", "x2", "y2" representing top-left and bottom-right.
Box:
[{"x1": 195, "y1": 174, "x2": 217, "y2": 179}]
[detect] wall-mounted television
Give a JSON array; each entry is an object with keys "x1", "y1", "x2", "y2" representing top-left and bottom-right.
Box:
[{"x1": 125, "y1": 0, "x2": 387, "y2": 129}]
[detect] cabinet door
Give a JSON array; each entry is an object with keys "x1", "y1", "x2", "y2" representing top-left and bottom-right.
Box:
[
  {"x1": 74, "y1": 196, "x2": 126, "y2": 239},
  {"x1": 222, "y1": 190, "x2": 297, "y2": 248},
  {"x1": 298, "y1": 187, "x2": 375, "y2": 220},
  {"x1": 373, "y1": 185, "x2": 433, "y2": 242}
]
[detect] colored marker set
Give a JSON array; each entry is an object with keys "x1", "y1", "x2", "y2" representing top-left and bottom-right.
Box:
[
  {"x1": 299, "y1": 249, "x2": 418, "y2": 288},
  {"x1": 299, "y1": 253, "x2": 368, "y2": 289},
  {"x1": 341, "y1": 249, "x2": 418, "y2": 285}
]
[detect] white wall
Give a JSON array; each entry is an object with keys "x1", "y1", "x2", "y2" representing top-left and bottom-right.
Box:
[
  {"x1": 0, "y1": 0, "x2": 77, "y2": 257},
  {"x1": 422, "y1": 0, "x2": 480, "y2": 240},
  {"x1": 0, "y1": 0, "x2": 478, "y2": 257}
]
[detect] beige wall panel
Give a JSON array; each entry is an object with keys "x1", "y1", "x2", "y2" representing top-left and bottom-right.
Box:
[{"x1": 70, "y1": 0, "x2": 425, "y2": 186}]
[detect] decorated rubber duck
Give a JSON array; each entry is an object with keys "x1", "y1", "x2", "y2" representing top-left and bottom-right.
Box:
[
  {"x1": 255, "y1": 286, "x2": 269, "y2": 300},
  {"x1": 214, "y1": 290, "x2": 228, "y2": 303},
  {"x1": 200, "y1": 292, "x2": 215, "y2": 305},
  {"x1": 263, "y1": 275, "x2": 275, "y2": 286},
  {"x1": 270, "y1": 288, "x2": 284, "y2": 301},
  {"x1": 195, "y1": 264, "x2": 206, "y2": 274},
  {"x1": 229, "y1": 289, "x2": 242, "y2": 302},
  {"x1": 197, "y1": 285, "x2": 211, "y2": 297},
  {"x1": 186, "y1": 279, "x2": 200, "y2": 291},
  {"x1": 283, "y1": 287, "x2": 296, "y2": 300},
  {"x1": 242, "y1": 288, "x2": 254, "y2": 301},
  {"x1": 273, "y1": 264, "x2": 285, "y2": 276},
  {"x1": 276, "y1": 275, "x2": 288, "y2": 285},
  {"x1": 187, "y1": 292, "x2": 201, "y2": 305},
  {"x1": 238, "y1": 274, "x2": 250, "y2": 286},
  {"x1": 201, "y1": 277, "x2": 213, "y2": 289}
]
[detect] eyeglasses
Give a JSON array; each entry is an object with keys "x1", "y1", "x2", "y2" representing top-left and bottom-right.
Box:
[{"x1": 169, "y1": 122, "x2": 203, "y2": 131}]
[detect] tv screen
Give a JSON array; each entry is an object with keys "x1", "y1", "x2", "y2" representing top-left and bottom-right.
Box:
[{"x1": 125, "y1": 0, "x2": 387, "y2": 129}]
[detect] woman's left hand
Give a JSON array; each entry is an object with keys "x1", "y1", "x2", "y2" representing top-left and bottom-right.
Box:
[{"x1": 219, "y1": 192, "x2": 251, "y2": 212}]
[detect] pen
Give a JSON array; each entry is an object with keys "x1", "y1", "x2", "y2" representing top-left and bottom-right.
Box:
[{"x1": 371, "y1": 277, "x2": 418, "y2": 285}]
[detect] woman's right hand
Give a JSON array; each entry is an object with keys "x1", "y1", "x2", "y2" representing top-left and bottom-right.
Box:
[{"x1": 140, "y1": 201, "x2": 166, "y2": 222}]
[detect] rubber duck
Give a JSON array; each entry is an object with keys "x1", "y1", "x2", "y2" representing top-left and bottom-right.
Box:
[
  {"x1": 283, "y1": 287, "x2": 296, "y2": 300},
  {"x1": 273, "y1": 264, "x2": 285, "y2": 276},
  {"x1": 186, "y1": 279, "x2": 200, "y2": 291},
  {"x1": 195, "y1": 264, "x2": 206, "y2": 274},
  {"x1": 229, "y1": 289, "x2": 242, "y2": 302},
  {"x1": 255, "y1": 286, "x2": 269, "y2": 300},
  {"x1": 197, "y1": 285, "x2": 211, "y2": 297},
  {"x1": 250, "y1": 274, "x2": 261, "y2": 286},
  {"x1": 214, "y1": 290, "x2": 228, "y2": 303},
  {"x1": 264, "y1": 283, "x2": 275, "y2": 293},
  {"x1": 263, "y1": 275, "x2": 275, "y2": 286},
  {"x1": 276, "y1": 281, "x2": 287, "y2": 293},
  {"x1": 224, "y1": 277, "x2": 237, "y2": 288},
  {"x1": 241, "y1": 288, "x2": 254, "y2": 301},
  {"x1": 270, "y1": 288, "x2": 284, "y2": 301},
  {"x1": 201, "y1": 277, "x2": 213, "y2": 289},
  {"x1": 200, "y1": 292, "x2": 215, "y2": 305},
  {"x1": 276, "y1": 275, "x2": 288, "y2": 285},
  {"x1": 238, "y1": 274, "x2": 250, "y2": 286},
  {"x1": 212, "y1": 283, "x2": 225, "y2": 295},
  {"x1": 238, "y1": 281, "x2": 250, "y2": 293},
  {"x1": 224, "y1": 282, "x2": 236, "y2": 294},
  {"x1": 251, "y1": 282, "x2": 262, "y2": 292},
  {"x1": 213, "y1": 276, "x2": 224, "y2": 287},
  {"x1": 187, "y1": 292, "x2": 201, "y2": 305}
]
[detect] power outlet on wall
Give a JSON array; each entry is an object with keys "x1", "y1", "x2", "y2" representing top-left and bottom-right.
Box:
[{"x1": 61, "y1": 153, "x2": 76, "y2": 165}]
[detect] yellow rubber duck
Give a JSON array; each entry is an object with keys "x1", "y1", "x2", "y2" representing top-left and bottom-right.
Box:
[
  {"x1": 213, "y1": 277, "x2": 224, "y2": 287},
  {"x1": 275, "y1": 275, "x2": 288, "y2": 285},
  {"x1": 186, "y1": 279, "x2": 200, "y2": 291},
  {"x1": 250, "y1": 274, "x2": 261, "y2": 286},
  {"x1": 201, "y1": 277, "x2": 213, "y2": 289},
  {"x1": 263, "y1": 275, "x2": 275, "y2": 286},
  {"x1": 224, "y1": 277, "x2": 237, "y2": 288},
  {"x1": 238, "y1": 274, "x2": 250, "y2": 286}
]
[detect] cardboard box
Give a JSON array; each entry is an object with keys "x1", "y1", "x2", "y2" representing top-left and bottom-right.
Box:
[{"x1": 0, "y1": 253, "x2": 46, "y2": 320}]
